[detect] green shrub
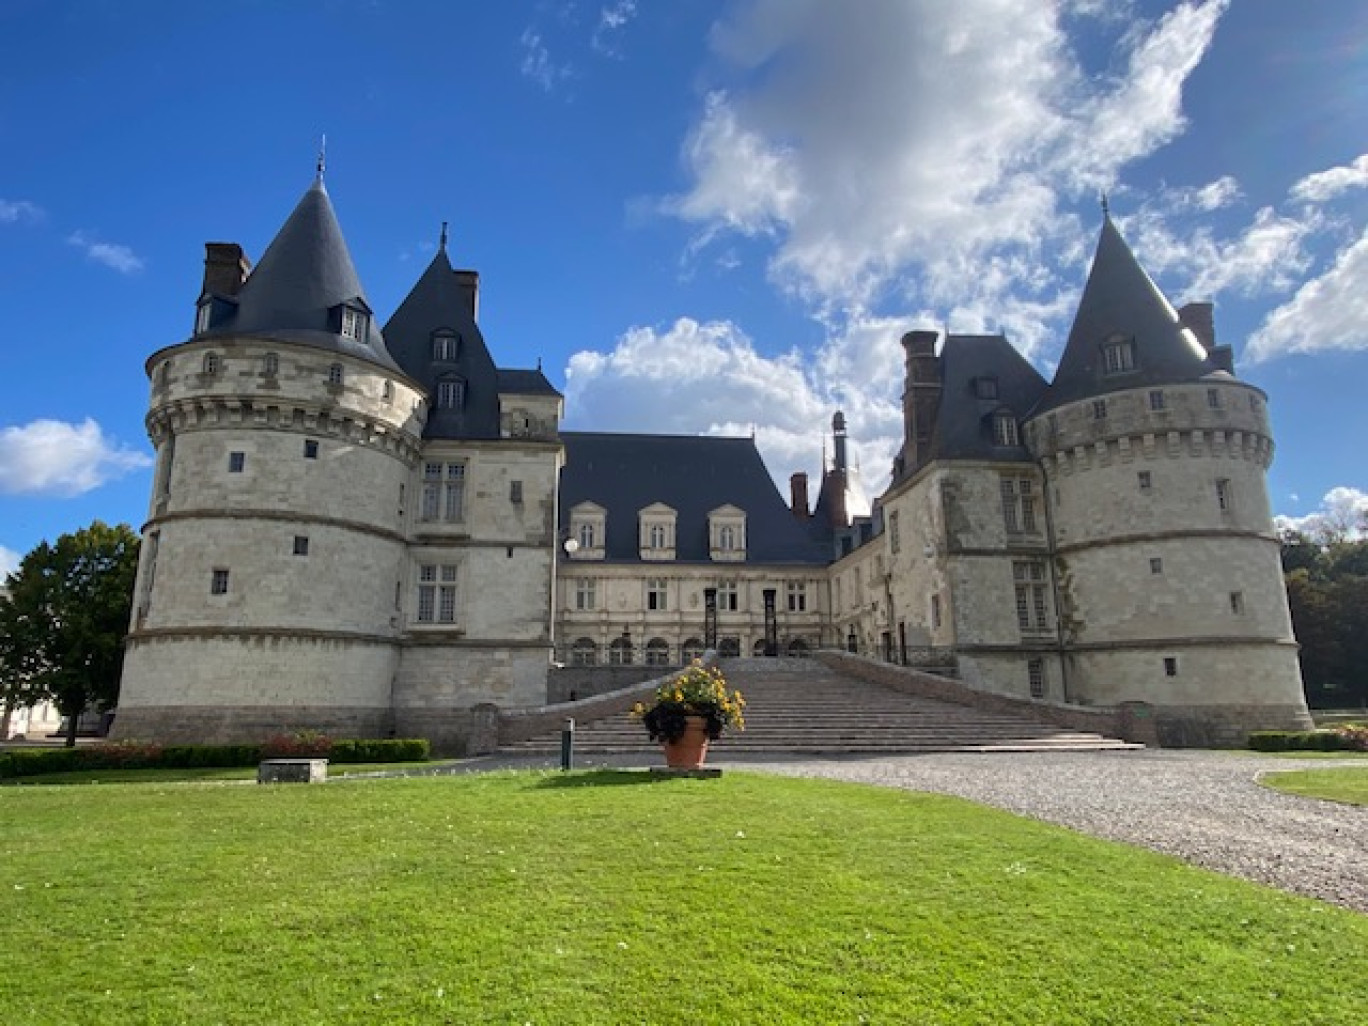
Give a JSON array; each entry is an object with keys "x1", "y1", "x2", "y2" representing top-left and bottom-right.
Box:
[
  {"x1": 1248, "y1": 729, "x2": 1354, "y2": 752},
  {"x1": 330, "y1": 738, "x2": 429, "y2": 763}
]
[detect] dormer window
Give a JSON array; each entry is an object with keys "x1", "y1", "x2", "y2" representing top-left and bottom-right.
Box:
[
  {"x1": 992, "y1": 411, "x2": 1020, "y2": 446},
  {"x1": 708, "y1": 505, "x2": 747, "y2": 562},
  {"x1": 194, "y1": 301, "x2": 212, "y2": 335},
  {"x1": 437, "y1": 377, "x2": 466, "y2": 410},
  {"x1": 638, "y1": 503, "x2": 678, "y2": 561},
  {"x1": 569, "y1": 502, "x2": 607, "y2": 560},
  {"x1": 340, "y1": 308, "x2": 364, "y2": 340},
  {"x1": 432, "y1": 332, "x2": 460, "y2": 361},
  {"x1": 1102, "y1": 335, "x2": 1135, "y2": 374},
  {"x1": 974, "y1": 376, "x2": 999, "y2": 400}
]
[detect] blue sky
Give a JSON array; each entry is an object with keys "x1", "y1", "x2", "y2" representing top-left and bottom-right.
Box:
[{"x1": 2, "y1": 0, "x2": 1367, "y2": 573}]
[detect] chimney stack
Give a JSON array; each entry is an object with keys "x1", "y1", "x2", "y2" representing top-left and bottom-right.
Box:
[
  {"x1": 900, "y1": 330, "x2": 942, "y2": 475},
  {"x1": 790, "y1": 472, "x2": 810, "y2": 519},
  {"x1": 454, "y1": 268, "x2": 480, "y2": 319},
  {"x1": 1178, "y1": 302, "x2": 1216, "y2": 352},
  {"x1": 202, "y1": 243, "x2": 251, "y2": 297}
]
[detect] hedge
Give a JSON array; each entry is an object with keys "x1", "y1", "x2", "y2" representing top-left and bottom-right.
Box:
[
  {"x1": 1247, "y1": 728, "x2": 1363, "y2": 752},
  {"x1": 0, "y1": 737, "x2": 430, "y2": 778}
]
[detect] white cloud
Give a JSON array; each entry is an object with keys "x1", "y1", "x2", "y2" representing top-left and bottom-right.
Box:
[
  {"x1": 1290, "y1": 154, "x2": 1368, "y2": 204},
  {"x1": 0, "y1": 545, "x2": 19, "y2": 578},
  {"x1": 1275, "y1": 487, "x2": 1368, "y2": 541},
  {"x1": 1163, "y1": 175, "x2": 1242, "y2": 212},
  {"x1": 665, "y1": 0, "x2": 1229, "y2": 320},
  {"x1": 1247, "y1": 227, "x2": 1368, "y2": 362},
  {"x1": 519, "y1": 28, "x2": 572, "y2": 91},
  {"x1": 0, "y1": 199, "x2": 43, "y2": 223},
  {"x1": 67, "y1": 230, "x2": 145, "y2": 274},
  {"x1": 592, "y1": 1, "x2": 638, "y2": 55},
  {"x1": 0, "y1": 418, "x2": 152, "y2": 498}
]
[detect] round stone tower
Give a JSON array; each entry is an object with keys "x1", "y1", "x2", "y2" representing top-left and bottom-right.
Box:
[
  {"x1": 1025, "y1": 215, "x2": 1312, "y2": 746},
  {"x1": 114, "y1": 175, "x2": 428, "y2": 743}
]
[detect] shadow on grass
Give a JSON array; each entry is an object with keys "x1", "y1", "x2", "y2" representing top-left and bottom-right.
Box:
[{"x1": 532, "y1": 769, "x2": 676, "y2": 789}]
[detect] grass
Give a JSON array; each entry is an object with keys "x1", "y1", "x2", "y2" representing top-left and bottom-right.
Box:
[
  {"x1": 1, "y1": 770, "x2": 1365, "y2": 1025},
  {"x1": 1261, "y1": 767, "x2": 1368, "y2": 806},
  {"x1": 0, "y1": 762, "x2": 426, "y2": 786}
]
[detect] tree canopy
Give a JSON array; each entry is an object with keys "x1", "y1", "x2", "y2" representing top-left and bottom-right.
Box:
[
  {"x1": 0, "y1": 521, "x2": 140, "y2": 744},
  {"x1": 1281, "y1": 527, "x2": 1368, "y2": 710}
]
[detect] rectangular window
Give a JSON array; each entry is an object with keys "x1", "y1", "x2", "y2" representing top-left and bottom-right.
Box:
[
  {"x1": 1149, "y1": 389, "x2": 1166, "y2": 411},
  {"x1": 443, "y1": 464, "x2": 466, "y2": 521},
  {"x1": 1150, "y1": 557, "x2": 1163, "y2": 575},
  {"x1": 648, "y1": 523, "x2": 669, "y2": 548},
  {"x1": 888, "y1": 511, "x2": 900, "y2": 554},
  {"x1": 437, "y1": 379, "x2": 466, "y2": 409},
  {"x1": 1207, "y1": 388, "x2": 1222, "y2": 409},
  {"x1": 510, "y1": 480, "x2": 523, "y2": 504},
  {"x1": 210, "y1": 569, "x2": 230, "y2": 595},
  {"x1": 1216, "y1": 478, "x2": 1232, "y2": 512},
  {"x1": 1013, "y1": 561, "x2": 1050, "y2": 633},
  {"x1": 438, "y1": 565, "x2": 457, "y2": 623},
  {"x1": 293, "y1": 536, "x2": 309, "y2": 556},
  {"x1": 1164, "y1": 656, "x2": 1178, "y2": 677},
  {"x1": 993, "y1": 414, "x2": 1020, "y2": 447},
  {"x1": 1028, "y1": 658, "x2": 1045, "y2": 699},
  {"x1": 1093, "y1": 399, "x2": 1107, "y2": 420},
  {"x1": 416, "y1": 564, "x2": 457, "y2": 623},
  {"x1": 1138, "y1": 470, "x2": 1152, "y2": 491},
  {"x1": 574, "y1": 578, "x2": 596, "y2": 611},
  {"x1": 228, "y1": 451, "x2": 245, "y2": 473},
  {"x1": 931, "y1": 593, "x2": 942, "y2": 629},
  {"x1": 717, "y1": 581, "x2": 739, "y2": 611},
  {"x1": 786, "y1": 581, "x2": 807, "y2": 613},
  {"x1": 341, "y1": 308, "x2": 362, "y2": 339},
  {"x1": 1000, "y1": 476, "x2": 1039, "y2": 535},
  {"x1": 1103, "y1": 340, "x2": 1134, "y2": 373},
  {"x1": 417, "y1": 565, "x2": 436, "y2": 622},
  {"x1": 421, "y1": 462, "x2": 441, "y2": 521},
  {"x1": 304, "y1": 439, "x2": 319, "y2": 459},
  {"x1": 1230, "y1": 591, "x2": 1245, "y2": 615},
  {"x1": 647, "y1": 578, "x2": 668, "y2": 611}
]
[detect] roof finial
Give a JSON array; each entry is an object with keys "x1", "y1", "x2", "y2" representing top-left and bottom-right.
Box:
[
  {"x1": 316, "y1": 135, "x2": 327, "y2": 183},
  {"x1": 1100, "y1": 189, "x2": 1110, "y2": 217},
  {"x1": 439, "y1": 221, "x2": 449, "y2": 251},
  {"x1": 536, "y1": 355, "x2": 542, "y2": 371}
]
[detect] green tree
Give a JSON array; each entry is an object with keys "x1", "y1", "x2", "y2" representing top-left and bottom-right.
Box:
[{"x1": 0, "y1": 522, "x2": 140, "y2": 745}]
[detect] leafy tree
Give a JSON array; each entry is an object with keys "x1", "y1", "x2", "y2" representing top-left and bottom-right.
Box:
[
  {"x1": 0, "y1": 522, "x2": 140, "y2": 745},
  {"x1": 1283, "y1": 531, "x2": 1368, "y2": 710}
]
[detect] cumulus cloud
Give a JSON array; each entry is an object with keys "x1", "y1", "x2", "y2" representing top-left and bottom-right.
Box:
[
  {"x1": 67, "y1": 230, "x2": 145, "y2": 274},
  {"x1": 0, "y1": 199, "x2": 43, "y2": 223},
  {"x1": 1275, "y1": 486, "x2": 1368, "y2": 541},
  {"x1": 1247, "y1": 228, "x2": 1368, "y2": 362},
  {"x1": 1289, "y1": 154, "x2": 1368, "y2": 204},
  {"x1": 0, "y1": 418, "x2": 152, "y2": 497},
  {"x1": 0, "y1": 545, "x2": 19, "y2": 578},
  {"x1": 664, "y1": 0, "x2": 1229, "y2": 319}
]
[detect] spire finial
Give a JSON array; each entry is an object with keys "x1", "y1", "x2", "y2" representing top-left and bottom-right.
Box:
[
  {"x1": 1100, "y1": 189, "x2": 1109, "y2": 216},
  {"x1": 439, "y1": 221, "x2": 449, "y2": 251},
  {"x1": 316, "y1": 135, "x2": 327, "y2": 183}
]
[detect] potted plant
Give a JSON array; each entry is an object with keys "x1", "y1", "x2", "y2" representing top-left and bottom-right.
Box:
[{"x1": 631, "y1": 660, "x2": 745, "y2": 769}]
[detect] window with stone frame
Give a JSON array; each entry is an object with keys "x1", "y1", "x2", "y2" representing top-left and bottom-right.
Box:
[
  {"x1": 263, "y1": 352, "x2": 280, "y2": 377},
  {"x1": 1092, "y1": 398, "x2": 1107, "y2": 420},
  {"x1": 1028, "y1": 658, "x2": 1046, "y2": 698},
  {"x1": 1000, "y1": 475, "x2": 1040, "y2": 535},
  {"x1": 574, "y1": 578, "x2": 597, "y2": 611},
  {"x1": 609, "y1": 636, "x2": 634, "y2": 665},
  {"x1": 708, "y1": 506, "x2": 747, "y2": 561},
  {"x1": 888, "y1": 510, "x2": 900, "y2": 554},
  {"x1": 716, "y1": 580, "x2": 740, "y2": 611},
  {"x1": 577, "y1": 522, "x2": 596, "y2": 550},
  {"x1": 645, "y1": 638, "x2": 671, "y2": 667},
  {"x1": 681, "y1": 638, "x2": 704, "y2": 662},
  {"x1": 327, "y1": 363, "x2": 344, "y2": 387},
  {"x1": 203, "y1": 352, "x2": 221, "y2": 375},
  {"x1": 210, "y1": 568, "x2": 230, "y2": 595},
  {"x1": 992, "y1": 412, "x2": 1020, "y2": 447},
  {"x1": 646, "y1": 578, "x2": 668, "y2": 611},
  {"x1": 1013, "y1": 561, "x2": 1051, "y2": 634},
  {"x1": 437, "y1": 377, "x2": 466, "y2": 410},
  {"x1": 432, "y1": 331, "x2": 459, "y2": 361},
  {"x1": 1102, "y1": 336, "x2": 1135, "y2": 373},
  {"x1": 571, "y1": 638, "x2": 598, "y2": 666},
  {"x1": 340, "y1": 307, "x2": 364, "y2": 340},
  {"x1": 421, "y1": 462, "x2": 466, "y2": 522},
  {"x1": 786, "y1": 581, "x2": 807, "y2": 612},
  {"x1": 416, "y1": 564, "x2": 457, "y2": 624},
  {"x1": 1216, "y1": 478, "x2": 1233, "y2": 513}
]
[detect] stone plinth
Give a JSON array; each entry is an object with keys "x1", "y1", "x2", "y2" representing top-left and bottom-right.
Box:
[{"x1": 257, "y1": 758, "x2": 329, "y2": 784}]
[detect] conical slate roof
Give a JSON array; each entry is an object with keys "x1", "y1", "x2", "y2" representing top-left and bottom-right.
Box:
[
  {"x1": 1035, "y1": 215, "x2": 1213, "y2": 414},
  {"x1": 382, "y1": 245, "x2": 502, "y2": 439},
  {"x1": 202, "y1": 178, "x2": 400, "y2": 371}
]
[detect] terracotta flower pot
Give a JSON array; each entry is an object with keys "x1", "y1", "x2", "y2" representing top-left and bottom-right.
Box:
[{"x1": 661, "y1": 714, "x2": 710, "y2": 770}]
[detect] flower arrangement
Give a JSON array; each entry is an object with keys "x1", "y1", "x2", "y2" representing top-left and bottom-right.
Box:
[{"x1": 631, "y1": 660, "x2": 746, "y2": 744}]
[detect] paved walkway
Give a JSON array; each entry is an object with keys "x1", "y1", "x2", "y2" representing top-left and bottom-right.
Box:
[{"x1": 431, "y1": 748, "x2": 1368, "y2": 914}]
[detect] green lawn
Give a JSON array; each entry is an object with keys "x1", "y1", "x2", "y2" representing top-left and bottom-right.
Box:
[
  {"x1": 0, "y1": 762, "x2": 428, "y2": 786},
  {"x1": 1261, "y1": 767, "x2": 1368, "y2": 806},
  {"x1": 2, "y1": 770, "x2": 1365, "y2": 1025}
]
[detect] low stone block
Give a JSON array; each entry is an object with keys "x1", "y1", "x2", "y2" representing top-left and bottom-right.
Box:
[
  {"x1": 649, "y1": 767, "x2": 723, "y2": 779},
  {"x1": 257, "y1": 758, "x2": 329, "y2": 784}
]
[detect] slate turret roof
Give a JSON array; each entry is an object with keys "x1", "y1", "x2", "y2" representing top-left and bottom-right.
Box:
[
  {"x1": 383, "y1": 246, "x2": 503, "y2": 439},
  {"x1": 559, "y1": 432, "x2": 830, "y2": 565},
  {"x1": 198, "y1": 177, "x2": 400, "y2": 372},
  {"x1": 1034, "y1": 214, "x2": 1216, "y2": 415}
]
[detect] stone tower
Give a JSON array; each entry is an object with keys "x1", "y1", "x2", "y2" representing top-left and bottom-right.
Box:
[
  {"x1": 114, "y1": 174, "x2": 427, "y2": 741},
  {"x1": 1024, "y1": 214, "x2": 1312, "y2": 744}
]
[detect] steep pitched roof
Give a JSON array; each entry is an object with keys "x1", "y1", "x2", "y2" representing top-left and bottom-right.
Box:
[
  {"x1": 201, "y1": 178, "x2": 400, "y2": 371},
  {"x1": 1035, "y1": 215, "x2": 1214, "y2": 414},
  {"x1": 383, "y1": 247, "x2": 502, "y2": 439},
  {"x1": 497, "y1": 368, "x2": 562, "y2": 396},
  {"x1": 559, "y1": 432, "x2": 829, "y2": 565},
  {"x1": 920, "y1": 334, "x2": 1048, "y2": 466}
]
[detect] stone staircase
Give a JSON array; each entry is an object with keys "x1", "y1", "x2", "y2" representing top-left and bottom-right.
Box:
[{"x1": 500, "y1": 658, "x2": 1140, "y2": 756}]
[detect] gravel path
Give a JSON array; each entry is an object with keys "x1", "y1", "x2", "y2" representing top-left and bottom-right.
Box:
[{"x1": 443, "y1": 748, "x2": 1368, "y2": 914}]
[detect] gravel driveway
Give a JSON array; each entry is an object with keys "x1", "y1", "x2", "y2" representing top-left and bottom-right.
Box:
[{"x1": 447, "y1": 748, "x2": 1368, "y2": 914}]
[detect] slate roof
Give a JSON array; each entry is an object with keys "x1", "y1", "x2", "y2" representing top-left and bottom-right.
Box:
[
  {"x1": 498, "y1": 368, "x2": 562, "y2": 396},
  {"x1": 1035, "y1": 214, "x2": 1216, "y2": 414},
  {"x1": 559, "y1": 432, "x2": 830, "y2": 565},
  {"x1": 383, "y1": 247, "x2": 503, "y2": 439},
  {"x1": 914, "y1": 334, "x2": 1048, "y2": 471},
  {"x1": 198, "y1": 178, "x2": 401, "y2": 372}
]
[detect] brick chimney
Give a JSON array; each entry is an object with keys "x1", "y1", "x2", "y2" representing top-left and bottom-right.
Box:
[
  {"x1": 790, "y1": 472, "x2": 810, "y2": 519},
  {"x1": 900, "y1": 330, "x2": 942, "y2": 474},
  {"x1": 202, "y1": 243, "x2": 251, "y2": 297}
]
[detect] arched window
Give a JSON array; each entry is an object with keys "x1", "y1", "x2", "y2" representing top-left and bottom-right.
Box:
[
  {"x1": 681, "y1": 638, "x2": 704, "y2": 662},
  {"x1": 571, "y1": 638, "x2": 598, "y2": 667},
  {"x1": 645, "y1": 638, "x2": 671, "y2": 667},
  {"x1": 328, "y1": 363, "x2": 344, "y2": 386},
  {"x1": 752, "y1": 638, "x2": 769, "y2": 657},
  {"x1": 787, "y1": 638, "x2": 810, "y2": 657},
  {"x1": 718, "y1": 637, "x2": 741, "y2": 657},
  {"x1": 609, "y1": 636, "x2": 634, "y2": 665},
  {"x1": 263, "y1": 352, "x2": 279, "y2": 377}
]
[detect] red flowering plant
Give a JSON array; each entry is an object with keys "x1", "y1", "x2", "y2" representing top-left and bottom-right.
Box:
[{"x1": 630, "y1": 660, "x2": 745, "y2": 744}]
